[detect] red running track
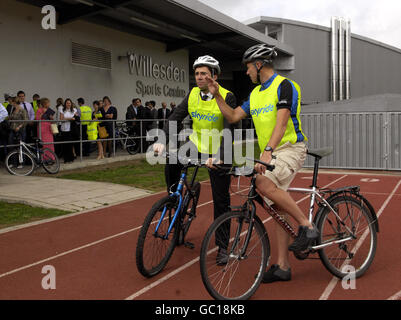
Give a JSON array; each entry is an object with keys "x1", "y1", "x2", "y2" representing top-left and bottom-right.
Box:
[{"x1": 0, "y1": 171, "x2": 400, "y2": 300}]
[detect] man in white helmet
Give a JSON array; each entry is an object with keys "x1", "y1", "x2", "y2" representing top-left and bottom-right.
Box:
[
  {"x1": 153, "y1": 55, "x2": 236, "y2": 264},
  {"x1": 205, "y1": 44, "x2": 318, "y2": 283}
]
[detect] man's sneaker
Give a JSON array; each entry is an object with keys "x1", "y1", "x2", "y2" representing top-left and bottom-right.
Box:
[
  {"x1": 216, "y1": 247, "x2": 228, "y2": 266},
  {"x1": 261, "y1": 264, "x2": 291, "y2": 283},
  {"x1": 288, "y1": 225, "x2": 319, "y2": 252}
]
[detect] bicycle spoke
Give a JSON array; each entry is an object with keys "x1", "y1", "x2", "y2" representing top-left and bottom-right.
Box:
[
  {"x1": 200, "y1": 212, "x2": 269, "y2": 300},
  {"x1": 317, "y1": 195, "x2": 377, "y2": 278}
]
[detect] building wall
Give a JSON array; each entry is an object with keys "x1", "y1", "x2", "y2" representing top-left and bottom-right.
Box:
[
  {"x1": 0, "y1": 0, "x2": 189, "y2": 118},
  {"x1": 351, "y1": 37, "x2": 401, "y2": 98},
  {"x1": 280, "y1": 24, "x2": 331, "y2": 104},
  {"x1": 248, "y1": 20, "x2": 401, "y2": 105}
]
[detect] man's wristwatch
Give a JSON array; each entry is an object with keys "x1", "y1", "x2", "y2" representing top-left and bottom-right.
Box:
[{"x1": 264, "y1": 146, "x2": 274, "y2": 153}]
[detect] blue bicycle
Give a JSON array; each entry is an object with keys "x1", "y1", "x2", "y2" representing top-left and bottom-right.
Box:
[{"x1": 136, "y1": 153, "x2": 203, "y2": 277}]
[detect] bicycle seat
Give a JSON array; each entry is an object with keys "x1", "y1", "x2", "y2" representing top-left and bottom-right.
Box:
[{"x1": 307, "y1": 147, "x2": 333, "y2": 159}]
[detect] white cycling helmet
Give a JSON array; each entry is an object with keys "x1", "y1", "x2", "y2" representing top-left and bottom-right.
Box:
[
  {"x1": 242, "y1": 43, "x2": 278, "y2": 64},
  {"x1": 193, "y1": 55, "x2": 221, "y2": 75}
]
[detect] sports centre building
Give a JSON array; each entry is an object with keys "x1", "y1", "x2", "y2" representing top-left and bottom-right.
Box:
[{"x1": 1, "y1": 0, "x2": 401, "y2": 169}]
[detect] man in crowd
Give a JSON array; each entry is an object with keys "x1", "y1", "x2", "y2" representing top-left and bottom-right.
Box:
[
  {"x1": 0, "y1": 102, "x2": 9, "y2": 160},
  {"x1": 17, "y1": 91, "x2": 35, "y2": 143},
  {"x1": 157, "y1": 102, "x2": 171, "y2": 130}
]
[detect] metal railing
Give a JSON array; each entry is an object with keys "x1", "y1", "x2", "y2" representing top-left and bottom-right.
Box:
[{"x1": 2, "y1": 112, "x2": 400, "y2": 170}]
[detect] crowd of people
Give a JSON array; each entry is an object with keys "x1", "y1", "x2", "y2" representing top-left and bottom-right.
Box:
[{"x1": 0, "y1": 92, "x2": 178, "y2": 164}]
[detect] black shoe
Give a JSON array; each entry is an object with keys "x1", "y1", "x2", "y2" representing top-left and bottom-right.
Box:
[
  {"x1": 261, "y1": 264, "x2": 291, "y2": 283},
  {"x1": 216, "y1": 247, "x2": 228, "y2": 266},
  {"x1": 288, "y1": 225, "x2": 319, "y2": 252}
]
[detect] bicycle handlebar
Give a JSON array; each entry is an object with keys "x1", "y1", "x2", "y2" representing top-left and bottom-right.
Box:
[{"x1": 154, "y1": 151, "x2": 206, "y2": 168}]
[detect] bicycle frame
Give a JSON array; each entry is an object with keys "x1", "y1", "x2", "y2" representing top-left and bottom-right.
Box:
[
  {"x1": 256, "y1": 187, "x2": 356, "y2": 250},
  {"x1": 241, "y1": 180, "x2": 356, "y2": 253},
  {"x1": 18, "y1": 140, "x2": 40, "y2": 164},
  {"x1": 154, "y1": 163, "x2": 200, "y2": 239}
]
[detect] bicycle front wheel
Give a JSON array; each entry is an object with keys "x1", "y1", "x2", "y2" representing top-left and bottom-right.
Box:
[
  {"x1": 42, "y1": 148, "x2": 60, "y2": 174},
  {"x1": 317, "y1": 195, "x2": 377, "y2": 279},
  {"x1": 200, "y1": 211, "x2": 270, "y2": 300},
  {"x1": 5, "y1": 150, "x2": 35, "y2": 176},
  {"x1": 126, "y1": 137, "x2": 140, "y2": 155},
  {"x1": 136, "y1": 195, "x2": 180, "y2": 277}
]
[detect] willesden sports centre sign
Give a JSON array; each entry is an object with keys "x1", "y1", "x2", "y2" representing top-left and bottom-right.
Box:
[{"x1": 126, "y1": 52, "x2": 187, "y2": 98}]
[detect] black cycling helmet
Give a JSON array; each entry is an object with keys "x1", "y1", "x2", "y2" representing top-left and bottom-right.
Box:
[{"x1": 242, "y1": 43, "x2": 278, "y2": 64}]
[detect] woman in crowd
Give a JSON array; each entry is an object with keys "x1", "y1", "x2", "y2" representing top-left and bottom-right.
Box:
[
  {"x1": 59, "y1": 98, "x2": 79, "y2": 163},
  {"x1": 54, "y1": 97, "x2": 64, "y2": 157},
  {"x1": 35, "y1": 98, "x2": 55, "y2": 154},
  {"x1": 91, "y1": 100, "x2": 104, "y2": 160},
  {"x1": 8, "y1": 96, "x2": 28, "y2": 145},
  {"x1": 100, "y1": 96, "x2": 117, "y2": 157}
]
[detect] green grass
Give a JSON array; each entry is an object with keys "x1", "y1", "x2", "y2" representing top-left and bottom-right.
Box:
[
  {"x1": 57, "y1": 142, "x2": 261, "y2": 192},
  {"x1": 58, "y1": 159, "x2": 211, "y2": 192},
  {"x1": 0, "y1": 202, "x2": 70, "y2": 229}
]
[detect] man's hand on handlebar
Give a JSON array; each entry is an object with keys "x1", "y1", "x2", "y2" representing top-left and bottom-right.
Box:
[
  {"x1": 153, "y1": 143, "x2": 165, "y2": 155},
  {"x1": 205, "y1": 158, "x2": 223, "y2": 170},
  {"x1": 255, "y1": 150, "x2": 273, "y2": 174}
]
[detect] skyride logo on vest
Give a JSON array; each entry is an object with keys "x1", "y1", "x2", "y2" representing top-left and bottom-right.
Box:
[
  {"x1": 250, "y1": 104, "x2": 274, "y2": 117},
  {"x1": 191, "y1": 111, "x2": 219, "y2": 122}
]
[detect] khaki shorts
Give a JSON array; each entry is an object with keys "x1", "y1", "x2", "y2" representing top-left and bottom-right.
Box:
[{"x1": 262, "y1": 141, "x2": 307, "y2": 192}]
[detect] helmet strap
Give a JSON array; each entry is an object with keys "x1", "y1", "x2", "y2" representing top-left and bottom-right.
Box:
[{"x1": 253, "y1": 61, "x2": 266, "y2": 84}]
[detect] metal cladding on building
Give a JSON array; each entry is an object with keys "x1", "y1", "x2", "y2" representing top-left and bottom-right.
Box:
[{"x1": 245, "y1": 16, "x2": 401, "y2": 107}]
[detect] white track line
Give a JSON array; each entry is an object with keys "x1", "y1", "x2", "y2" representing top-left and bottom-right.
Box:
[
  {"x1": 319, "y1": 179, "x2": 401, "y2": 300},
  {"x1": 125, "y1": 174, "x2": 348, "y2": 300},
  {"x1": 387, "y1": 290, "x2": 401, "y2": 300},
  {"x1": 0, "y1": 187, "x2": 235, "y2": 280}
]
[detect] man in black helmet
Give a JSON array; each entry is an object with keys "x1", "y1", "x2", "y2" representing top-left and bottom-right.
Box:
[{"x1": 205, "y1": 44, "x2": 318, "y2": 283}]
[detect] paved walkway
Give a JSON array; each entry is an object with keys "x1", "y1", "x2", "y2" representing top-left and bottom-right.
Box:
[{"x1": 0, "y1": 150, "x2": 152, "y2": 212}]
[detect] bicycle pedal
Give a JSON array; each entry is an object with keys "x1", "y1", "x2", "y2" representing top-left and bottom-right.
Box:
[{"x1": 184, "y1": 242, "x2": 195, "y2": 249}]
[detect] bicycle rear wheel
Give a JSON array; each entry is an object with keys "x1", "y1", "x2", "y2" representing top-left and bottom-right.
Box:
[
  {"x1": 200, "y1": 211, "x2": 270, "y2": 300},
  {"x1": 316, "y1": 195, "x2": 377, "y2": 279},
  {"x1": 136, "y1": 195, "x2": 180, "y2": 277},
  {"x1": 42, "y1": 148, "x2": 60, "y2": 174},
  {"x1": 5, "y1": 150, "x2": 35, "y2": 176}
]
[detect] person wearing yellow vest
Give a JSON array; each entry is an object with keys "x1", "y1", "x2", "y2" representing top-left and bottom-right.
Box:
[
  {"x1": 89, "y1": 100, "x2": 104, "y2": 160},
  {"x1": 3, "y1": 94, "x2": 12, "y2": 112},
  {"x1": 32, "y1": 94, "x2": 40, "y2": 115},
  {"x1": 206, "y1": 43, "x2": 319, "y2": 282},
  {"x1": 153, "y1": 55, "x2": 236, "y2": 262},
  {"x1": 77, "y1": 97, "x2": 92, "y2": 157}
]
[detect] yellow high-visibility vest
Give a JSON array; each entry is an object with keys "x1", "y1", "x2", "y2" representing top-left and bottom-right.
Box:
[
  {"x1": 187, "y1": 86, "x2": 230, "y2": 154},
  {"x1": 249, "y1": 74, "x2": 307, "y2": 151}
]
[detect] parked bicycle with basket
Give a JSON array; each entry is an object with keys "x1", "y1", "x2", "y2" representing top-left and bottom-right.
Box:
[{"x1": 199, "y1": 148, "x2": 378, "y2": 300}]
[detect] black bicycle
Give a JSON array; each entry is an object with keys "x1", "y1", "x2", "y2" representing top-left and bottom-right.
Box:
[
  {"x1": 199, "y1": 148, "x2": 378, "y2": 300},
  {"x1": 5, "y1": 137, "x2": 60, "y2": 176},
  {"x1": 136, "y1": 153, "x2": 203, "y2": 277},
  {"x1": 115, "y1": 122, "x2": 140, "y2": 155}
]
